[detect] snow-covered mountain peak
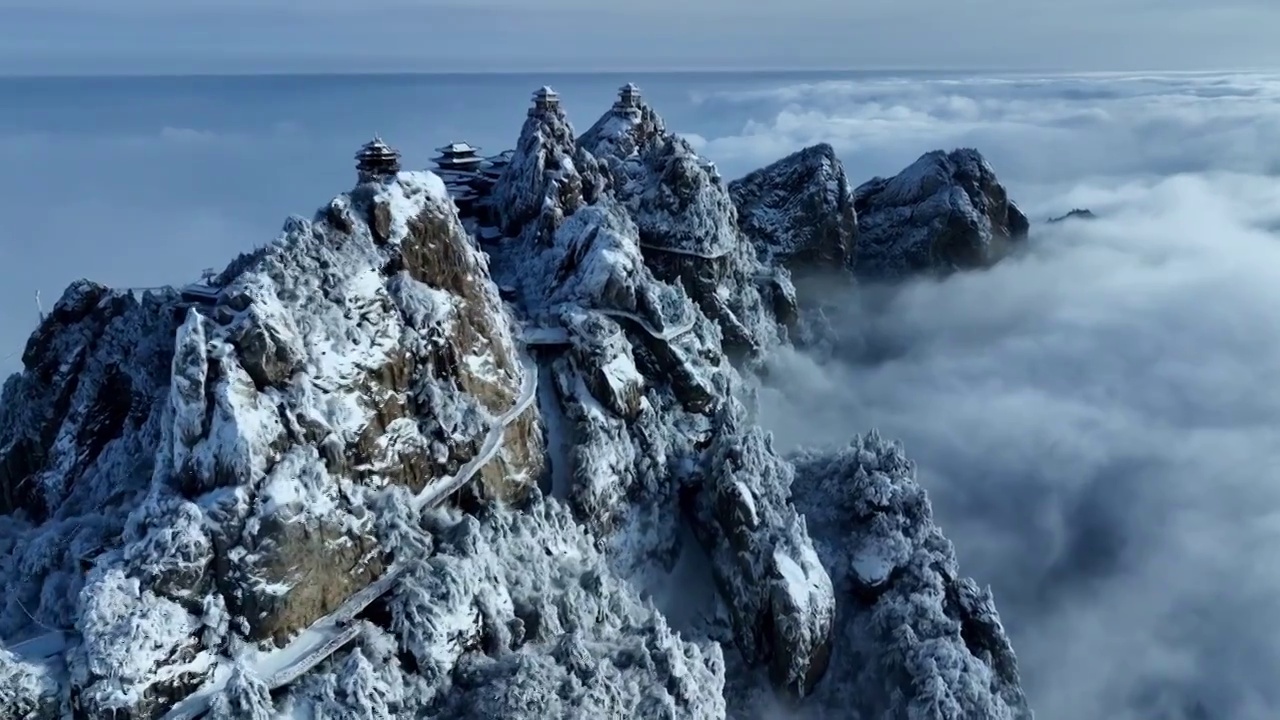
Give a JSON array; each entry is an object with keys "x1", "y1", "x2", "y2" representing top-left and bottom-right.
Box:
[
  {"x1": 852, "y1": 147, "x2": 1031, "y2": 280},
  {"x1": 575, "y1": 92, "x2": 794, "y2": 360},
  {"x1": 490, "y1": 88, "x2": 607, "y2": 246},
  {"x1": 729, "y1": 142, "x2": 859, "y2": 273},
  {"x1": 578, "y1": 84, "x2": 667, "y2": 163},
  {"x1": 1, "y1": 170, "x2": 546, "y2": 718},
  {"x1": 2, "y1": 91, "x2": 1035, "y2": 720}
]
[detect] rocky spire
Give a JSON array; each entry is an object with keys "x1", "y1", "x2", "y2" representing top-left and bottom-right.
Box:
[
  {"x1": 729, "y1": 143, "x2": 859, "y2": 274},
  {"x1": 491, "y1": 86, "x2": 607, "y2": 244},
  {"x1": 578, "y1": 81, "x2": 667, "y2": 163},
  {"x1": 581, "y1": 92, "x2": 791, "y2": 359}
]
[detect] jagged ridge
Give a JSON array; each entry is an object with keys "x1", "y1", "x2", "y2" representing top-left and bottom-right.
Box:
[{"x1": 0, "y1": 83, "x2": 1036, "y2": 720}]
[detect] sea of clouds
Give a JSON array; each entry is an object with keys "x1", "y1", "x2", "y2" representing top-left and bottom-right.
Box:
[
  {"x1": 4, "y1": 70, "x2": 1280, "y2": 719},
  {"x1": 699, "y1": 73, "x2": 1280, "y2": 720}
]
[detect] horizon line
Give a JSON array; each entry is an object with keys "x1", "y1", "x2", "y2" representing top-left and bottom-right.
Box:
[{"x1": 2, "y1": 66, "x2": 1277, "y2": 80}]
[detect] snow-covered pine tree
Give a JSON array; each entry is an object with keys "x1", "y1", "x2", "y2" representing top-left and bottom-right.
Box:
[
  {"x1": 209, "y1": 660, "x2": 274, "y2": 720},
  {"x1": 0, "y1": 645, "x2": 60, "y2": 719},
  {"x1": 322, "y1": 647, "x2": 395, "y2": 720}
]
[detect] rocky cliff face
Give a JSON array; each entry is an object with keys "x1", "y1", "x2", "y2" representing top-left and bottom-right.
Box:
[
  {"x1": 0, "y1": 173, "x2": 545, "y2": 718},
  {"x1": 580, "y1": 95, "x2": 793, "y2": 360},
  {"x1": 496, "y1": 96, "x2": 835, "y2": 695},
  {"x1": 1, "y1": 88, "x2": 1033, "y2": 720},
  {"x1": 852, "y1": 148, "x2": 1030, "y2": 281},
  {"x1": 729, "y1": 143, "x2": 859, "y2": 275}
]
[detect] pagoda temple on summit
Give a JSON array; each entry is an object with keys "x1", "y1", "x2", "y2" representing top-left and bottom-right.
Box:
[
  {"x1": 355, "y1": 136, "x2": 401, "y2": 183},
  {"x1": 432, "y1": 142, "x2": 484, "y2": 173},
  {"x1": 478, "y1": 150, "x2": 513, "y2": 187},
  {"x1": 529, "y1": 86, "x2": 560, "y2": 116},
  {"x1": 613, "y1": 83, "x2": 642, "y2": 113}
]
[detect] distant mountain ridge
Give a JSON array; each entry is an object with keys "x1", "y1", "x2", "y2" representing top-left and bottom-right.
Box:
[{"x1": 0, "y1": 82, "x2": 1034, "y2": 720}]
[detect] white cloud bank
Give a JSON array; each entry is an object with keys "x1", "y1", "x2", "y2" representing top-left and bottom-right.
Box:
[
  {"x1": 691, "y1": 72, "x2": 1280, "y2": 208},
  {"x1": 725, "y1": 73, "x2": 1280, "y2": 720}
]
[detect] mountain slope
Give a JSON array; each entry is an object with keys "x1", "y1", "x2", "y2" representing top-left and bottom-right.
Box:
[
  {"x1": 852, "y1": 148, "x2": 1030, "y2": 280},
  {"x1": 1, "y1": 85, "x2": 1033, "y2": 720},
  {"x1": 729, "y1": 143, "x2": 859, "y2": 274}
]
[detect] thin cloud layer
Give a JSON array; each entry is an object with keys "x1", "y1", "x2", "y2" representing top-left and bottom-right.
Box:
[
  {"x1": 8, "y1": 2, "x2": 1280, "y2": 74},
  {"x1": 738, "y1": 75, "x2": 1280, "y2": 719},
  {"x1": 688, "y1": 73, "x2": 1280, "y2": 210}
]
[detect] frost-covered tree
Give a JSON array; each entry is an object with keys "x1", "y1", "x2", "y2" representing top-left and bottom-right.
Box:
[
  {"x1": 0, "y1": 646, "x2": 61, "y2": 719},
  {"x1": 75, "y1": 565, "x2": 200, "y2": 691},
  {"x1": 382, "y1": 496, "x2": 726, "y2": 719},
  {"x1": 789, "y1": 431, "x2": 1032, "y2": 720},
  {"x1": 209, "y1": 661, "x2": 274, "y2": 720},
  {"x1": 327, "y1": 647, "x2": 396, "y2": 719}
]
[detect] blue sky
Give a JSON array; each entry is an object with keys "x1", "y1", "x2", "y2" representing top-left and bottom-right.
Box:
[{"x1": 4, "y1": 0, "x2": 1280, "y2": 74}]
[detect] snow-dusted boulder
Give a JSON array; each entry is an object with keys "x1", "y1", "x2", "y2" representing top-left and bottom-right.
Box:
[
  {"x1": 562, "y1": 310, "x2": 646, "y2": 422},
  {"x1": 0, "y1": 171, "x2": 545, "y2": 717},
  {"x1": 542, "y1": 200, "x2": 694, "y2": 334},
  {"x1": 548, "y1": 309, "x2": 658, "y2": 541},
  {"x1": 788, "y1": 432, "x2": 1032, "y2": 719},
  {"x1": 729, "y1": 143, "x2": 858, "y2": 274},
  {"x1": 853, "y1": 148, "x2": 1029, "y2": 280}
]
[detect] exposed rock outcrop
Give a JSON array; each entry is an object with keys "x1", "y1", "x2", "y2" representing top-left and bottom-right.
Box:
[
  {"x1": 853, "y1": 148, "x2": 1029, "y2": 280},
  {"x1": 0, "y1": 86, "x2": 1033, "y2": 720},
  {"x1": 0, "y1": 172, "x2": 544, "y2": 717},
  {"x1": 689, "y1": 402, "x2": 835, "y2": 696},
  {"x1": 581, "y1": 90, "x2": 792, "y2": 359},
  {"x1": 729, "y1": 143, "x2": 859, "y2": 274},
  {"x1": 1047, "y1": 208, "x2": 1096, "y2": 223}
]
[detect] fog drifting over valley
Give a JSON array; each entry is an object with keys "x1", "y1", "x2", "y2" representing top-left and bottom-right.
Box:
[{"x1": 722, "y1": 76, "x2": 1280, "y2": 719}]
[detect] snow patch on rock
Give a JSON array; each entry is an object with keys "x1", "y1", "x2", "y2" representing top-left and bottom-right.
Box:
[{"x1": 853, "y1": 148, "x2": 1030, "y2": 280}]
